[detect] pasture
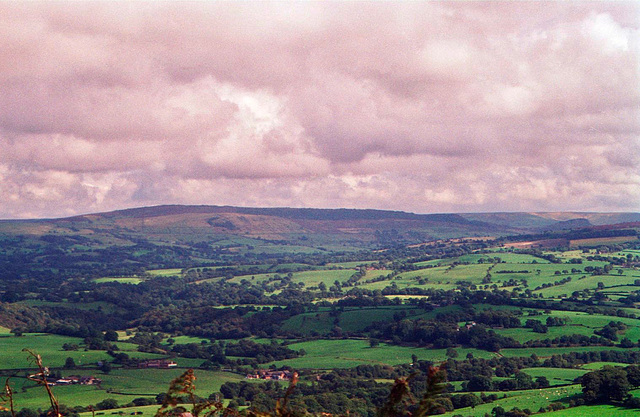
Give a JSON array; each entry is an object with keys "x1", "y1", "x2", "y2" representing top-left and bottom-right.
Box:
[
  {"x1": 94, "y1": 277, "x2": 144, "y2": 284},
  {"x1": 9, "y1": 382, "x2": 141, "y2": 409},
  {"x1": 98, "y1": 368, "x2": 244, "y2": 397},
  {"x1": 500, "y1": 345, "x2": 629, "y2": 358},
  {"x1": 519, "y1": 367, "x2": 586, "y2": 385},
  {"x1": 580, "y1": 361, "x2": 630, "y2": 370},
  {"x1": 147, "y1": 268, "x2": 183, "y2": 276},
  {"x1": 282, "y1": 305, "x2": 434, "y2": 335},
  {"x1": 544, "y1": 404, "x2": 640, "y2": 416},
  {"x1": 228, "y1": 269, "x2": 355, "y2": 287},
  {"x1": 455, "y1": 252, "x2": 551, "y2": 264},
  {"x1": 570, "y1": 236, "x2": 638, "y2": 247},
  {"x1": 441, "y1": 385, "x2": 582, "y2": 417},
  {"x1": 0, "y1": 333, "x2": 164, "y2": 369},
  {"x1": 267, "y1": 339, "x2": 496, "y2": 369},
  {"x1": 6, "y1": 369, "x2": 244, "y2": 410},
  {"x1": 80, "y1": 404, "x2": 160, "y2": 417}
]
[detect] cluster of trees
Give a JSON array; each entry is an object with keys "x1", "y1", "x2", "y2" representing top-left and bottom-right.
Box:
[
  {"x1": 464, "y1": 372, "x2": 548, "y2": 392},
  {"x1": 581, "y1": 365, "x2": 640, "y2": 405},
  {"x1": 375, "y1": 319, "x2": 520, "y2": 351},
  {"x1": 168, "y1": 339, "x2": 304, "y2": 367}
]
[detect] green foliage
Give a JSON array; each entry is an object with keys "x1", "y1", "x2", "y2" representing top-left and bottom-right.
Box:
[{"x1": 581, "y1": 365, "x2": 640, "y2": 404}]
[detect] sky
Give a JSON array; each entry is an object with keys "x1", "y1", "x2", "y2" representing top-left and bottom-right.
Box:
[{"x1": 1, "y1": 2, "x2": 639, "y2": 219}]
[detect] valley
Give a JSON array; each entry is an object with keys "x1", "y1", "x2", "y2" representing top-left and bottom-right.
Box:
[{"x1": 1, "y1": 205, "x2": 640, "y2": 416}]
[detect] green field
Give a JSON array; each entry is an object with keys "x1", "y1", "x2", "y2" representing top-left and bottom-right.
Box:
[
  {"x1": 268, "y1": 339, "x2": 496, "y2": 369},
  {"x1": 7, "y1": 369, "x2": 245, "y2": 410},
  {"x1": 282, "y1": 306, "x2": 433, "y2": 335},
  {"x1": 441, "y1": 385, "x2": 582, "y2": 417},
  {"x1": 147, "y1": 268, "x2": 183, "y2": 276},
  {"x1": 10, "y1": 382, "x2": 138, "y2": 409},
  {"x1": 570, "y1": 236, "x2": 638, "y2": 247},
  {"x1": 98, "y1": 368, "x2": 244, "y2": 397},
  {"x1": 455, "y1": 252, "x2": 551, "y2": 264},
  {"x1": 500, "y1": 345, "x2": 631, "y2": 358},
  {"x1": 81, "y1": 404, "x2": 160, "y2": 417},
  {"x1": 544, "y1": 404, "x2": 640, "y2": 416},
  {"x1": 579, "y1": 361, "x2": 631, "y2": 370},
  {"x1": 227, "y1": 269, "x2": 355, "y2": 288},
  {"x1": 0, "y1": 334, "x2": 165, "y2": 369},
  {"x1": 519, "y1": 367, "x2": 586, "y2": 385},
  {"x1": 94, "y1": 277, "x2": 144, "y2": 284},
  {"x1": 493, "y1": 309, "x2": 640, "y2": 343}
]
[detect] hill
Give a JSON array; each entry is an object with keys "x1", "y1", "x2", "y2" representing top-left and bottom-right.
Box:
[
  {"x1": 2, "y1": 205, "x2": 639, "y2": 250},
  {"x1": 0, "y1": 205, "x2": 637, "y2": 280}
]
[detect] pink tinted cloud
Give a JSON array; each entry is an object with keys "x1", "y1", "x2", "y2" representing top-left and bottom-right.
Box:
[{"x1": 0, "y1": 2, "x2": 638, "y2": 218}]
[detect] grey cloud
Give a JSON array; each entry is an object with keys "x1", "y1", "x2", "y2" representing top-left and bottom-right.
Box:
[{"x1": 0, "y1": 2, "x2": 638, "y2": 218}]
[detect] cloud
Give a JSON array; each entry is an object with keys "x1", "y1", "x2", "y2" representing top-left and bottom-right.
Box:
[{"x1": 0, "y1": 2, "x2": 638, "y2": 218}]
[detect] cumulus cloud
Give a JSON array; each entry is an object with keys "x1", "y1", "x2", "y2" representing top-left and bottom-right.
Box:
[{"x1": 0, "y1": 2, "x2": 638, "y2": 218}]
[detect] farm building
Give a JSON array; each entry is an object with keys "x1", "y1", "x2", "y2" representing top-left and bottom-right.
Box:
[
  {"x1": 138, "y1": 359, "x2": 178, "y2": 369},
  {"x1": 246, "y1": 370, "x2": 294, "y2": 380}
]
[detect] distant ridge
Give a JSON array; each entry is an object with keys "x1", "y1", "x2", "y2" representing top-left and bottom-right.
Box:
[
  {"x1": 0, "y1": 205, "x2": 638, "y2": 248},
  {"x1": 65, "y1": 204, "x2": 475, "y2": 223}
]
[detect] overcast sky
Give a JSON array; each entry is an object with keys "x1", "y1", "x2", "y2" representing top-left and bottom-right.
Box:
[{"x1": 1, "y1": 2, "x2": 639, "y2": 219}]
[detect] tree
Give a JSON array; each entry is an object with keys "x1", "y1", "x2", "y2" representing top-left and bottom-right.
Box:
[
  {"x1": 514, "y1": 372, "x2": 534, "y2": 390},
  {"x1": 99, "y1": 362, "x2": 112, "y2": 374},
  {"x1": 620, "y1": 337, "x2": 635, "y2": 348},
  {"x1": 582, "y1": 367, "x2": 631, "y2": 403},
  {"x1": 467, "y1": 375, "x2": 493, "y2": 392},
  {"x1": 64, "y1": 357, "x2": 76, "y2": 369},
  {"x1": 369, "y1": 338, "x2": 380, "y2": 348},
  {"x1": 95, "y1": 399, "x2": 118, "y2": 410},
  {"x1": 104, "y1": 330, "x2": 119, "y2": 342},
  {"x1": 535, "y1": 376, "x2": 550, "y2": 388}
]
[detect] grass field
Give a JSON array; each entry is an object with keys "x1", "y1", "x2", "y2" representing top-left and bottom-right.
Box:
[
  {"x1": 267, "y1": 339, "x2": 496, "y2": 369},
  {"x1": 397, "y1": 264, "x2": 492, "y2": 284},
  {"x1": 0, "y1": 334, "x2": 165, "y2": 369},
  {"x1": 290, "y1": 269, "x2": 356, "y2": 287},
  {"x1": 534, "y1": 273, "x2": 640, "y2": 298},
  {"x1": 544, "y1": 404, "x2": 640, "y2": 416},
  {"x1": 81, "y1": 404, "x2": 160, "y2": 417},
  {"x1": 98, "y1": 368, "x2": 244, "y2": 397},
  {"x1": 519, "y1": 367, "x2": 586, "y2": 385},
  {"x1": 7, "y1": 369, "x2": 244, "y2": 410},
  {"x1": 10, "y1": 382, "x2": 140, "y2": 409},
  {"x1": 441, "y1": 385, "x2": 582, "y2": 417},
  {"x1": 78, "y1": 401, "x2": 238, "y2": 417},
  {"x1": 570, "y1": 236, "x2": 638, "y2": 247},
  {"x1": 338, "y1": 306, "x2": 429, "y2": 332},
  {"x1": 500, "y1": 345, "x2": 630, "y2": 358},
  {"x1": 326, "y1": 261, "x2": 377, "y2": 268},
  {"x1": 94, "y1": 277, "x2": 144, "y2": 284},
  {"x1": 580, "y1": 362, "x2": 631, "y2": 370},
  {"x1": 147, "y1": 268, "x2": 183, "y2": 276},
  {"x1": 496, "y1": 325, "x2": 594, "y2": 343},
  {"x1": 227, "y1": 269, "x2": 355, "y2": 288},
  {"x1": 163, "y1": 335, "x2": 211, "y2": 345},
  {"x1": 492, "y1": 308, "x2": 640, "y2": 343},
  {"x1": 455, "y1": 252, "x2": 551, "y2": 264}
]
